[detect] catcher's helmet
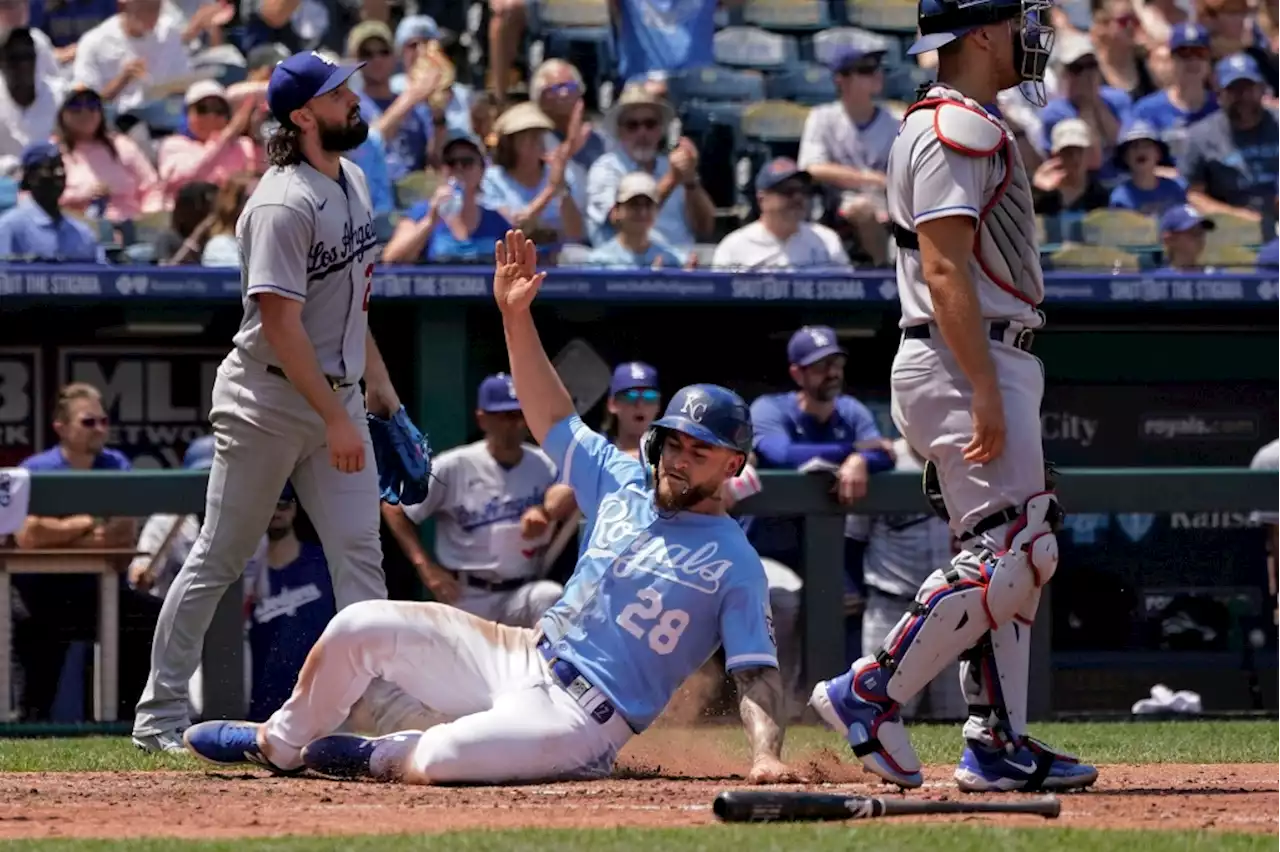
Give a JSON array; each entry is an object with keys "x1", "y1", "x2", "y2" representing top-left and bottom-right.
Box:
[
  {"x1": 183, "y1": 434, "x2": 216, "y2": 470},
  {"x1": 644, "y1": 384, "x2": 752, "y2": 476}
]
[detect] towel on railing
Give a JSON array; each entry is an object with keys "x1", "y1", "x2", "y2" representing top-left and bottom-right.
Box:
[{"x1": 0, "y1": 467, "x2": 31, "y2": 536}]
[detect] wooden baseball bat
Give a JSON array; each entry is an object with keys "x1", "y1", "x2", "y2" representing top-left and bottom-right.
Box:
[{"x1": 712, "y1": 791, "x2": 1061, "y2": 823}]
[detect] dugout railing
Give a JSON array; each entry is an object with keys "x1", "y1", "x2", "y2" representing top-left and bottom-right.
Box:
[{"x1": 1, "y1": 467, "x2": 1273, "y2": 727}]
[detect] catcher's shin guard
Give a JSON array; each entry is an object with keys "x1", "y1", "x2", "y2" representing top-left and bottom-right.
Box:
[
  {"x1": 877, "y1": 493, "x2": 1062, "y2": 708},
  {"x1": 961, "y1": 588, "x2": 1040, "y2": 746}
]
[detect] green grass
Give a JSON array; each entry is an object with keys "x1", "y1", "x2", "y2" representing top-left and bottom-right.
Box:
[
  {"x1": 1, "y1": 720, "x2": 1275, "y2": 773},
  {"x1": 0, "y1": 826, "x2": 1273, "y2": 852}
]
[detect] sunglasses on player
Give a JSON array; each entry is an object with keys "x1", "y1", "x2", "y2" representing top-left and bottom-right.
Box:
[{"x1": 616, "y1": 389, "x2": 660, "y2": 403}]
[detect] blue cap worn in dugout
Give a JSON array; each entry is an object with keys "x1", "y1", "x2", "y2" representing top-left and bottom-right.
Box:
[
  {"x1": 1160, "y1": 204, "x2": 1216, "y2": 234},
  {"x1": 610, "y1": 362, "x2": 659, "y2": 395},
  {"x1": 478, "y1": 373, "x2": 522, "y2": 413},
  {"x1": 787, "y1": 325, "x2": 847, "y2": 367},
  {"x1": 267, "y1": 51, "x2": 365, "y2": 126}
]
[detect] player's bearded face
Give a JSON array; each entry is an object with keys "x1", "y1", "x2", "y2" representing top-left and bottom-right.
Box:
[
  {"x1": 654, "y1": 436, "x2": 735, "y2": 512},
  {"x1": 316, "y1": 103, "x2": 370, "y2": 152}
]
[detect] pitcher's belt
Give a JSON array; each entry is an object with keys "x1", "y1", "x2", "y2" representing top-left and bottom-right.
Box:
[
  {"x1": 536, "y1": 637, "x2": 634, "y2": 731},
  {"x1": 903, "y1": 321, "x2": 1034, "y2": 352},
  {"x1": 265, "y1": 364, "x2": 353, "y2": 392}
]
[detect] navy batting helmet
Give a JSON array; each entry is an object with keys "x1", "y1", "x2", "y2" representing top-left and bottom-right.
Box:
[
  {"x1": 643, "y1": 384, "x2": 752, "y2": 476},
  {"x1": 183, "y1": 434, "x2": 216, "y2": 470},
  {"x1": 908, "y1": 0, "x2": 1055, "y2": 105}
]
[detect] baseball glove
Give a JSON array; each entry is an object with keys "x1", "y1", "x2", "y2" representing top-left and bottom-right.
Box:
[{"x1": 367, "y1": 406, "x2": 434, "y2": 506}]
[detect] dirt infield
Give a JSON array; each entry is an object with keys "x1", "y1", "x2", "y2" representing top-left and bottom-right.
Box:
[{"x1": 1, "y1": 732, "x2": 1275, "y2": 840}]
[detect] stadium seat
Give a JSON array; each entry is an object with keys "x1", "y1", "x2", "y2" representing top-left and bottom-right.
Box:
[
  {"x1": 1081, "y1": 209, "x2": 1159, "y2": 248},
  {"x1": 533, "y1": 0, "x2": 610, "y2": 28},
  {"x1": 883, "y1": 63, "x2": 935, "y2": 101},
  {"x1": 713, "y1": 26, "x2": 800, "y2": 69},
  {"x1": 1204, "y1": 211, "x2": 1264, "y2": 249},
  {"x1": 764, "y1": 63, "x2": 836, "y2": 104},
  {"x1": 846, "y1": 0, "x2": 918, "y2": 32},
  {"x1": 1049, "y1": 243, "x2": 1140, "y2": 271},
  {"x1": 1201, "y1": 244, "x2": 1260, "y2": 270},
  {"x1": 667, "y1": 65, "x2": 767, "y2": 105},
  {"x1": 812, "y1": 26, "x2": 898, "y2": 67},
  {"x1": 131, "y1": 211, "x2": 172, "y2": 250},
  {"x1": 128, "y1": 95, "x2": 186, "y2": 136},
  {"x1": 395, "y1": 171, "x2": 439, "y2": 208},
  {"x1": 740, "y1": 100, "x2": 811, "y2": 143},
  {"x1": 742, "y1": 0, "x2": 831, "y2": 31}
]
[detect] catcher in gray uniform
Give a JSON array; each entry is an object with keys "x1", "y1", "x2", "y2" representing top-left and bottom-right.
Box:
[{"x1": 134, "y1": 51, "x2": 429, "y2": 753}]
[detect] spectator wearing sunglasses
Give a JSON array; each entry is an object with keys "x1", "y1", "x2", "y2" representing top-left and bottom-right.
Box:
[
  {"x1": 1132, "y1": 24, "x2": 1219, "y2": 164},
  {"x1": 55, "y1": 85, "x2": 163, "y2": 222},
  {"x1": 1038, "y1": 33, "x2": 1132, "y2": 184},
  {"x1": 383, "y1": 130, "x2": 511, "y2": 264},
  {"x1": 10, "y1": 382, "x2": 136, "y2": 721},
  {"x1": 532, "y1": 59, "x2": 608, "y2": 172},
  {"x1": 350, "y1": 21, "x2": 442, "y2": 182},
  {"x1": 1091, "y1": 0, "x2": 1158, "y2": 100},
  {"x1": 156, "y1": 80, "x2": 260, "y2": 207},
  {"x1": 798, "y1": 46, "x2": 897, "y2": 267},
  {"x1": 585, "y1": 172, "x2": 686, "y2": 268},
  {"x1": 586, "y1": 84, "x2": 715, "y2": 249},
  {"x1": 483, "y1": 102, "x2": 584, "y2": 247},
  {"x1": 712, "y1": 159, "x2": 849, "y2": 270}
]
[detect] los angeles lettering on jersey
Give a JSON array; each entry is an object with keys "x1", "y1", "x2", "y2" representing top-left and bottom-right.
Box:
[
  {"x1": 307, "y1": 216, "x2": 379, "y2": 280},
  {"x1": 583, "y1": 491, "x2": 733, "y2": 594},
  {"x1": 455, "y1": 488, "x2": 545, "y2": 533}
]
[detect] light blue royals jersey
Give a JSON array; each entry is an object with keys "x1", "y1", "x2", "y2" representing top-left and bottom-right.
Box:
[{"x1": 539, "y1": 415, "x2": 778, "y2": 731}]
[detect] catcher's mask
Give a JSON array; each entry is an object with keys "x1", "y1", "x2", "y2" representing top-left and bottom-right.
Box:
[
  {"x1": 907, "y1": 0, "x2": 1055, "y2": 107},
  {"x1": 642, "y1": 384, "x2": 753, "y2": 482}
]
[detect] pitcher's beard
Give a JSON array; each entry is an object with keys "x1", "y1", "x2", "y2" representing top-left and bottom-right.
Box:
[
  {"x1": 655, "y1": 475, "x2": 718, "y2": 512},
  {"x1": 319, "y1": 115, "x2": 370, "y2": 152}
]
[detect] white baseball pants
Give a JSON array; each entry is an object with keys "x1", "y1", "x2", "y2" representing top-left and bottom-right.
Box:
[{"x1": 260, "y1": 600, "x2": 633, "y2": 784}]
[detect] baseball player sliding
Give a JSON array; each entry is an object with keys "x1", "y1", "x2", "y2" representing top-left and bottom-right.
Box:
[
  {"x1": 183, "y1": 230, "x2": 803, "y2": 786},
  {"x1": 382, "y1": 373, "x2": 576, "y2": 627},
  {"x1": 134, "y1": 51, "x2": 431, "y2": 754},
  {"x1": 811, "y1": 0, "x2": 1098, "y2": 793}
]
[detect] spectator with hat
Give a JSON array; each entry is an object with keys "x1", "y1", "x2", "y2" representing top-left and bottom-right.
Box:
[
  {"x1": 1131, "y1": 23, "x2": 1219, "y2": 164},
  {"x1": 1032, "y1": 119, "x2": 1112, "y2": 214},
  {"x1": 586, "y1": 84, "x2": 715, "y2": 249},
  {"x1": 0, "y1": 27, "x2": 60, "y2": 172},
  {"x1": 1180, "y1": 53, "x2": 1279, "y2": 241},
  {"x1": 350, "y1": 20, "x2": 442, "y2": 182},
  {"x1": 156, "y1": 79, "x2": 260, "y2": 205},
  {"x1": 238, "y1": 0, "x2": 362, "y2": 58},
  {"x1": 71, "y1": 0, "x2": 192, "y2": 112},
  {"x1": 1039, "y1": 33, "x2": 1132, "y2": 179},
  {"x1": 382, "y1": 373, "x2": 576, "y2": 628},
  {"x1": 1108, "y1": 119, "x2": 1188, "y2": 213},
  {"x1": 0, "y1": 142, "x2": 105, "y2": 260},
  {"x1": 390, "y1": 15, "x2": 473, "y2": 136},
  {"x1": 483, "y1": 101, "x2": 584, "y2": 246},
  {"x1": 1159, "y1": 203, "x2": 1215, "y2": 268},
  {"x1": 712, "y1": 159, "x2": 849, "y2": 270},
  {"x1": 55, "y1": 84, "x2": 164, "y2": 222},
  {"x1": 585, "y1": 172, "x2": 686, "y2": 268},
  {"x1": 797, "y1": 45, "x2": 898, "y2": 267},
  {"x1": 382, "y1": 129, "x2": 511, "y2": 264}
]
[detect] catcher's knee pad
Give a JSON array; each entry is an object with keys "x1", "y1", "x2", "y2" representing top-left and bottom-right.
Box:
[{"x1": 878, "y1": 493, "x2": 1062, "y2": 706}]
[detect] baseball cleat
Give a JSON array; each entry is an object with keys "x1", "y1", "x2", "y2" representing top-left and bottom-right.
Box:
[
  {"x1": 809, "y1": 662, "x2": 923, "y2": 788},
  {"x1": 132, "y1": 730, "x2": 188, "y2": 755},
  {"x1": 302, "y1": 731, "x2": 422, "y2": 781},
  {"x1": 183, "y1": 720, "x2": 300, "y2": 774},
  {"x1": 955, "y1": 736, "x2": 1098, "y2": 792}
]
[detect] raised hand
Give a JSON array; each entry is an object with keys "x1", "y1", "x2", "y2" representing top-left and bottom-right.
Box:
[{"x1": 493, "y1": 229, "x2": 546, "y2": 315}]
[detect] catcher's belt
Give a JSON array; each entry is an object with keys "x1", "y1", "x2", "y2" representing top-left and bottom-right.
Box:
[{"x1": 902, "y1": 321, "x2": 1035, "y2": 352}]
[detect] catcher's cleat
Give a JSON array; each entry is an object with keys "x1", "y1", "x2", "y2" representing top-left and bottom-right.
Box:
[{"x1": 955, "y1": 736, "x2": 1098, "y2": 792}]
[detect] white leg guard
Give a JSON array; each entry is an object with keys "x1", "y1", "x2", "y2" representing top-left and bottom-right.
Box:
[
  {"x1": 876, "y1": 493, "x2": 1061, "y2": 708},
  {"x1": 960, "y1": 589, "x2": 1038, "y2": 748}
]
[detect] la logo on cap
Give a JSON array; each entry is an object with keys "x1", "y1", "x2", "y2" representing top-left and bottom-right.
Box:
[
  {"x1": 312, "y1": 50, "x2": 338, "y2": 66},
  {"x1": 630, "y1": 363, "x2": 647, "y2": 380},
  {"x1": 810, "y1": 329, "x2": 830, "y2": 346}
]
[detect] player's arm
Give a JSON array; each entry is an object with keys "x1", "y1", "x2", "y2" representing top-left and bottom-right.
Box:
[
  {"x1": 13, "y1": 515, "x2": 96, "y2": 549},
  {"x1": 732, "y1": 666, "x2": 794, "y2": 782},
  {"x1": 363, "y1": 330, "x2": 401, "y2": 417},
  {"x1": 542, "y1": 483, "x2": 578, "y2": 522},
  {"x1": 751, "y1": 396, "x2": 853, "y2": 467}
]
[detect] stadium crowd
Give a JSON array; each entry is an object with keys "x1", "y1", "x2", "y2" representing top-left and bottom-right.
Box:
[{"x1": 0, "y1": 0, "x2": 1276, "y2": 272}]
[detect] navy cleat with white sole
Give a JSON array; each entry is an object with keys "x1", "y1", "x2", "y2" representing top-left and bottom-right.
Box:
[
  {"x1": 809, "y1": 660, "x2": 923, "y2": 788},
  {"x1": 183, "y1": 721, "x2": 300, "y2": 774},
  {"x1": 955, "y1": 736, "x2": 1099, "y2": 792},
  {"x1": 302, "y1": 731, "x2": 422, "y2": 781}
]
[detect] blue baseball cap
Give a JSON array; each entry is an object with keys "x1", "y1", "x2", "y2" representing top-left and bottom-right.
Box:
[
  {"x1": 267, "y1": 51, "x2": 364, "y2": 126},
  {"x1": 787, "y1": 325, "x2": 847, "y2": 367},
  {"x1": 755, "y1": 157, "x2": 811, "y2": 192},
  {"x1": 1160, "y1": 204, "x2": 1216, "y2": 234},
  {"x1": 477, "y1": 373, "x2": 521, "y2": 413},
  {"x1": 829, "y1": 45, "x2": 887, "y2": 74},
  {"x1": 395, "y1": 15, "x2": 442, "y2": 49},
  {"x1": 1168, "y1": 22, "x2": 1210, "y2": 52},
  {"x1": 442, "y1": 128, "x2": 485, "y2": 156},
  {"x1": 1249, "y1": 236, "x2": 1280, "y2": 267},
  {"x1": 20, "y1": 141, "x2": 60, "y2": 172},
  {"x1": 1114, "y1": 119, "x2": 1171, "y2": 168},
  {"x1": 1216, "y1": 53, "x2": 1264, "y2": 89},
  {"x1": 611, "y1": 362, "x2": 659, "y2": 395}
]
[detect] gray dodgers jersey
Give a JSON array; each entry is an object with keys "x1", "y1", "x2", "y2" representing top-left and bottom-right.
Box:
[
  {"x1": 845, "y1": 438, "x2": 956, "y2": 598},
  {"x1": 887, "y1": 86, "x2": 1044, "y2": 330},
  {"x1": 231, "y1": 159, "x2": 379, "y2": 383},
  {"x1": 403, "y1": 441, "x2": 560, "y2": 579}
]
